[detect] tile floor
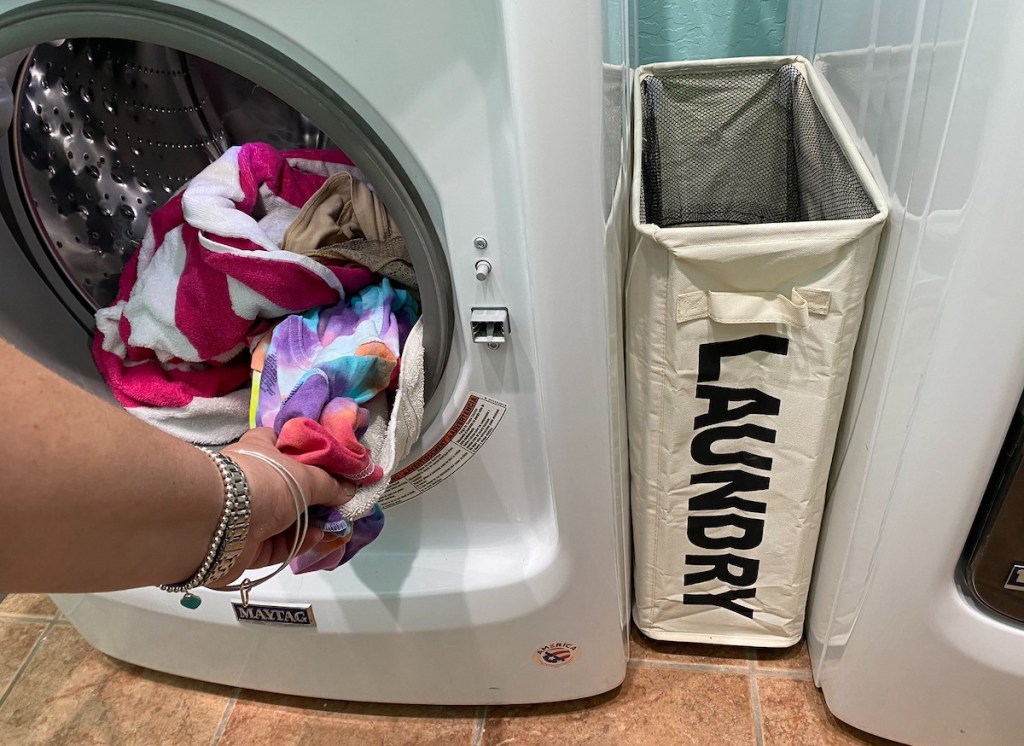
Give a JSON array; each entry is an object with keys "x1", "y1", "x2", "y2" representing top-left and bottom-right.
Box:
[{"x1": 0, "y1": 594, "x2": 900, "y2": 745}]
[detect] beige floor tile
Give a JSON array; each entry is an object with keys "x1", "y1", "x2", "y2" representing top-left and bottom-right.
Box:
[
  {"x1": 0, "y1": 625, "x2": 232, "y2": 746},
  {"x1": 482, "y1": 666, "x2": 754, "y2": 746},
  {"x1": 629, "y1": 624, "x2": 750, "y2": 667},
  {"x1": 0, "y1": 620, "x2": 46, "y2": 694},
  {"x1": 758, "y1": 677, "x2": 899, "y2": 746},
  {"x1": 219, "y1": 690, "x2": 477, "y2": 746},
  {"x1": 754, "y1": 641, "x2": 811, "y2": 672},
  {"x1": 0, "y1": 595, "x2": 58, "y2": 620}
]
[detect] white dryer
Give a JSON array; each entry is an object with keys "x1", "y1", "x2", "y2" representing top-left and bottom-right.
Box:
[
  {"x1": 0, "y1": 0, "x2": 632, "y2": 704},
  {"x1": 788, "y1": 0, "x2": 1024, "y2": 742}
]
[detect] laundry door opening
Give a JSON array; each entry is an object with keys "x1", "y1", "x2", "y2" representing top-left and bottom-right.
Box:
[{"x1": 0, "y1": 31, "x2": 453, "y2": 405}]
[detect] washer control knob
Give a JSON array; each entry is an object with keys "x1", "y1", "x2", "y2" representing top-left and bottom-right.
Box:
[{"x1": 474, "y1": 259, "x2": 492, "y2": 281}]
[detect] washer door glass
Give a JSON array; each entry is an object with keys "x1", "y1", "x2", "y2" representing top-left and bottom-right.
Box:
[{"x1": 0, "y1": 18, "x2": 451, "y2": 401}]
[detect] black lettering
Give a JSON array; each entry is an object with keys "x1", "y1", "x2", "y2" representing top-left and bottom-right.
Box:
[
  {"x1": 688, "y1": 513, "x2": 765, "y2": 550},
  {"x1": 233, "y1": 605, "x2": 314, "y2": 625},
  {"x1": 697, "y1": 335, "x2": 789, "y2": 383},
  {"x1": 682, "y1": 337, "x2": 790, "y2": 620},
  {"x1": 694, "y1": 385, "x2": 781, "y2": 429},
  {"x1": 691, "y1": 424, "x2": 777, "y2": 470},
  {"x1": 683, "y1": 588, "x2": 757, "y2": 618},
  {"x1": 689, "y1": 470, "x2": 769, "y2": 514},
  {"x1": 684, "y1": 554, "x2": 761, "y2": 586}
]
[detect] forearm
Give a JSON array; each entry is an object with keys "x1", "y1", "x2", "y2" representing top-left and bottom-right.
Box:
[{"x1": 0, "y1": 338, "x2": 223, "y2": 592}]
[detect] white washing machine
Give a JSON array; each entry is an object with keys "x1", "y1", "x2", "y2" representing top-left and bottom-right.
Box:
[
  {"x1": 0, "y1": 0, "x2": 632, "y2": 704},
  {"x1": 788, "y1": 0, "x2": 1024, "y2": 742}
]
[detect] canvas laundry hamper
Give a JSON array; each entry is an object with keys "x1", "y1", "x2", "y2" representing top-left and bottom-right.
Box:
[{"x1": 626, "y1": 56, "x2": 888, "y2": 646}]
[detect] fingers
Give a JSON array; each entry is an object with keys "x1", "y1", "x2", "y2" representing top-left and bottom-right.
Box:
[
  {"x1": 249, "y1": 527, "x2": 326, "y2": 570},
  {"x1": 294, "y1": 465, "x2": 356, "y2": 508},
  {"x1": 294, "y1": 527, "x2": 325, "y2": 561},
  {"x1": 208, "y1": 527, "x2": 326, "y2": 585},
  {"x1": 231, "y1": 428, "x2": 357, "y2": 509}
]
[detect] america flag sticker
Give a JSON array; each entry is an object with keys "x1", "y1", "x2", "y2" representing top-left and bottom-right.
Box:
[{"x1": 533, "y1": 642, "x2": 579, "y2": 667}]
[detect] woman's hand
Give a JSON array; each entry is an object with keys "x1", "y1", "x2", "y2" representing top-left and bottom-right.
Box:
[
  {"x1": 0, "y1": 338, "x2": 357, "y2": 593},
  {"x1": 212, "y1": 427, "x2": 356, "y2": 586}
]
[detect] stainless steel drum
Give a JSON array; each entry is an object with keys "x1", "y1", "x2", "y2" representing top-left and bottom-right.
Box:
[{"x1": 12, "y1": 37, "x2": 333, "y2": 309}]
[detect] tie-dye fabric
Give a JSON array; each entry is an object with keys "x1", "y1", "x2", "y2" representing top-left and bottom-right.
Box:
[{"x1": 255, "y1": 279, "x2": 419, "y2": 572}]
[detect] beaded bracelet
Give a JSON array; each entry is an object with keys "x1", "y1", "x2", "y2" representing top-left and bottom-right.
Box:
[
  {"x1": 159, "y1": 447, "x2": 310, "y2": 611},
  {"x1": 212, "y1": 449, "x2": 309, "y2": 609},
  {"x1": 159, "y1": 448, "x2": 252, "y2": 608},
  {"x1": 201, "y1": 448, "x2": 252, "y2": 587}
]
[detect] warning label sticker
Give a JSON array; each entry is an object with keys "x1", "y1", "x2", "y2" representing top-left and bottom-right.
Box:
[{"x1": 379, "y1": 393, "x2": 508, "y2": 509}]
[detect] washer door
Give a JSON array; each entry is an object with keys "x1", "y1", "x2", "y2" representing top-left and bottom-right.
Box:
[{"x1": 0, "y1": 4, "x2": 453, "y2": 401}]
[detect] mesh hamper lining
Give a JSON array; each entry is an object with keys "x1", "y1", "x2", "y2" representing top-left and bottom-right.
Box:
[{"x1": 639, "y1": 63, "x2": 877, "y2": 227}]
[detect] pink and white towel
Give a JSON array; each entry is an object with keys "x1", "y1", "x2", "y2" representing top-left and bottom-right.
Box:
[{"x1": 93, "y1": 143, "x2": 370, "y2": 444}]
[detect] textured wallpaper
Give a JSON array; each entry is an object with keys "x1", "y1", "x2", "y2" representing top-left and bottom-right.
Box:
[{"x1": 636, "y1": 0, "x2": 788, "y2": 63}]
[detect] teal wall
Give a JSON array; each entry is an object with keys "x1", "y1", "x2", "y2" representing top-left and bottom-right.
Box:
[{"x1": 636, "y1": 0, "x2": 788, "y2": 64}]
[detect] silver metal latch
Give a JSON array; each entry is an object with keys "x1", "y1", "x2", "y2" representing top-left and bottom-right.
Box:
[{"x1": 471, "y1": 307, "x2": 509, "y2": 349}]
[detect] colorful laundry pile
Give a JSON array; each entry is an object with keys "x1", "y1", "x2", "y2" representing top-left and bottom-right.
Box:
[
  {"x1": 251, "y1": 281, "x2": 419, "y2": 571},
  {"x1": 93, "y1": 142, "x2": 423, "y2": 573}
]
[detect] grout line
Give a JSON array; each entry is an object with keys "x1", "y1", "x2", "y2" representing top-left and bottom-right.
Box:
[
  {"x1": 752, "y1": 669, "x2": 814, "y2": 681},
  {"x1": 0, "y1": 613, "x2": 60, "y2": 624},
  {"x1": 629, "y1": 659, "x2": 751, "y2": 675},
  {"x1": 0, "y1": 619, "x2": 57, "y2": 711},
  {"x1": 209, "y1": 687, "x2": 241, "y2": 746},
  {"x1": 472, "y1": 704, "x2": 486, "y2": 746},
  {"x1": 749, "y1": 674, "x2": 765, "y2": 746},
  {"x1": 746, "y1": 648, "x2": 758, "y2": 664},
  {"x1": 0, "y1": 615, "x2": 55, "y2": 627}
]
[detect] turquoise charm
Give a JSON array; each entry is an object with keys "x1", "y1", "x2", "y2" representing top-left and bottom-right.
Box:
[{"x1": 180, "y1": 593, "x2": 202, "y2": 610}]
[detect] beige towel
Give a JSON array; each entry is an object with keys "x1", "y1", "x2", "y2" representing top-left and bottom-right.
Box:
[{"x1": 283, "y1": 171, "x2": 417, "y2": 289}]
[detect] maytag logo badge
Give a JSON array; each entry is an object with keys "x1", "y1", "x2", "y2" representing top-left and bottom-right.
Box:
[{"x1": 232, "y1": 602, "x2": 317, "y2": 627}]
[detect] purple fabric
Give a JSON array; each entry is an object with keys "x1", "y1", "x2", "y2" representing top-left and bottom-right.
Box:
[
  {"x1": 295, "y1": 504, "x2": 386, "y2": 573},
  {"x1": 253, "y1": 279, "x2": 419, "y2": 573}
]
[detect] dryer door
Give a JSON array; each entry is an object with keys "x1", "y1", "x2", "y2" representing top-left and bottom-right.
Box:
[
  {"x1": 0, "y1": 4, "x2": 452, "y2": 403},
  {"x1": 964, "y1": 392, "x2": 1024, "y2": 623}
]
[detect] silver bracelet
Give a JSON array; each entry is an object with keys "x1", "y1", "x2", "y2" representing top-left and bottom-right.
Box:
[
  {"x1": 201, "y1": 448, "x2": 252, "y2": 586},
  {"x1": 210, "y1": 448, "x2": 310, "y2": 610},
  {"x1": 159, "y1": 447, "x2": 252, "y2": 606}
]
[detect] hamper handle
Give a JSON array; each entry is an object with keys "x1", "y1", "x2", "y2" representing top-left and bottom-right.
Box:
[{"x1": 676, "y1": 287, "x2": 831, "y2": 329}]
